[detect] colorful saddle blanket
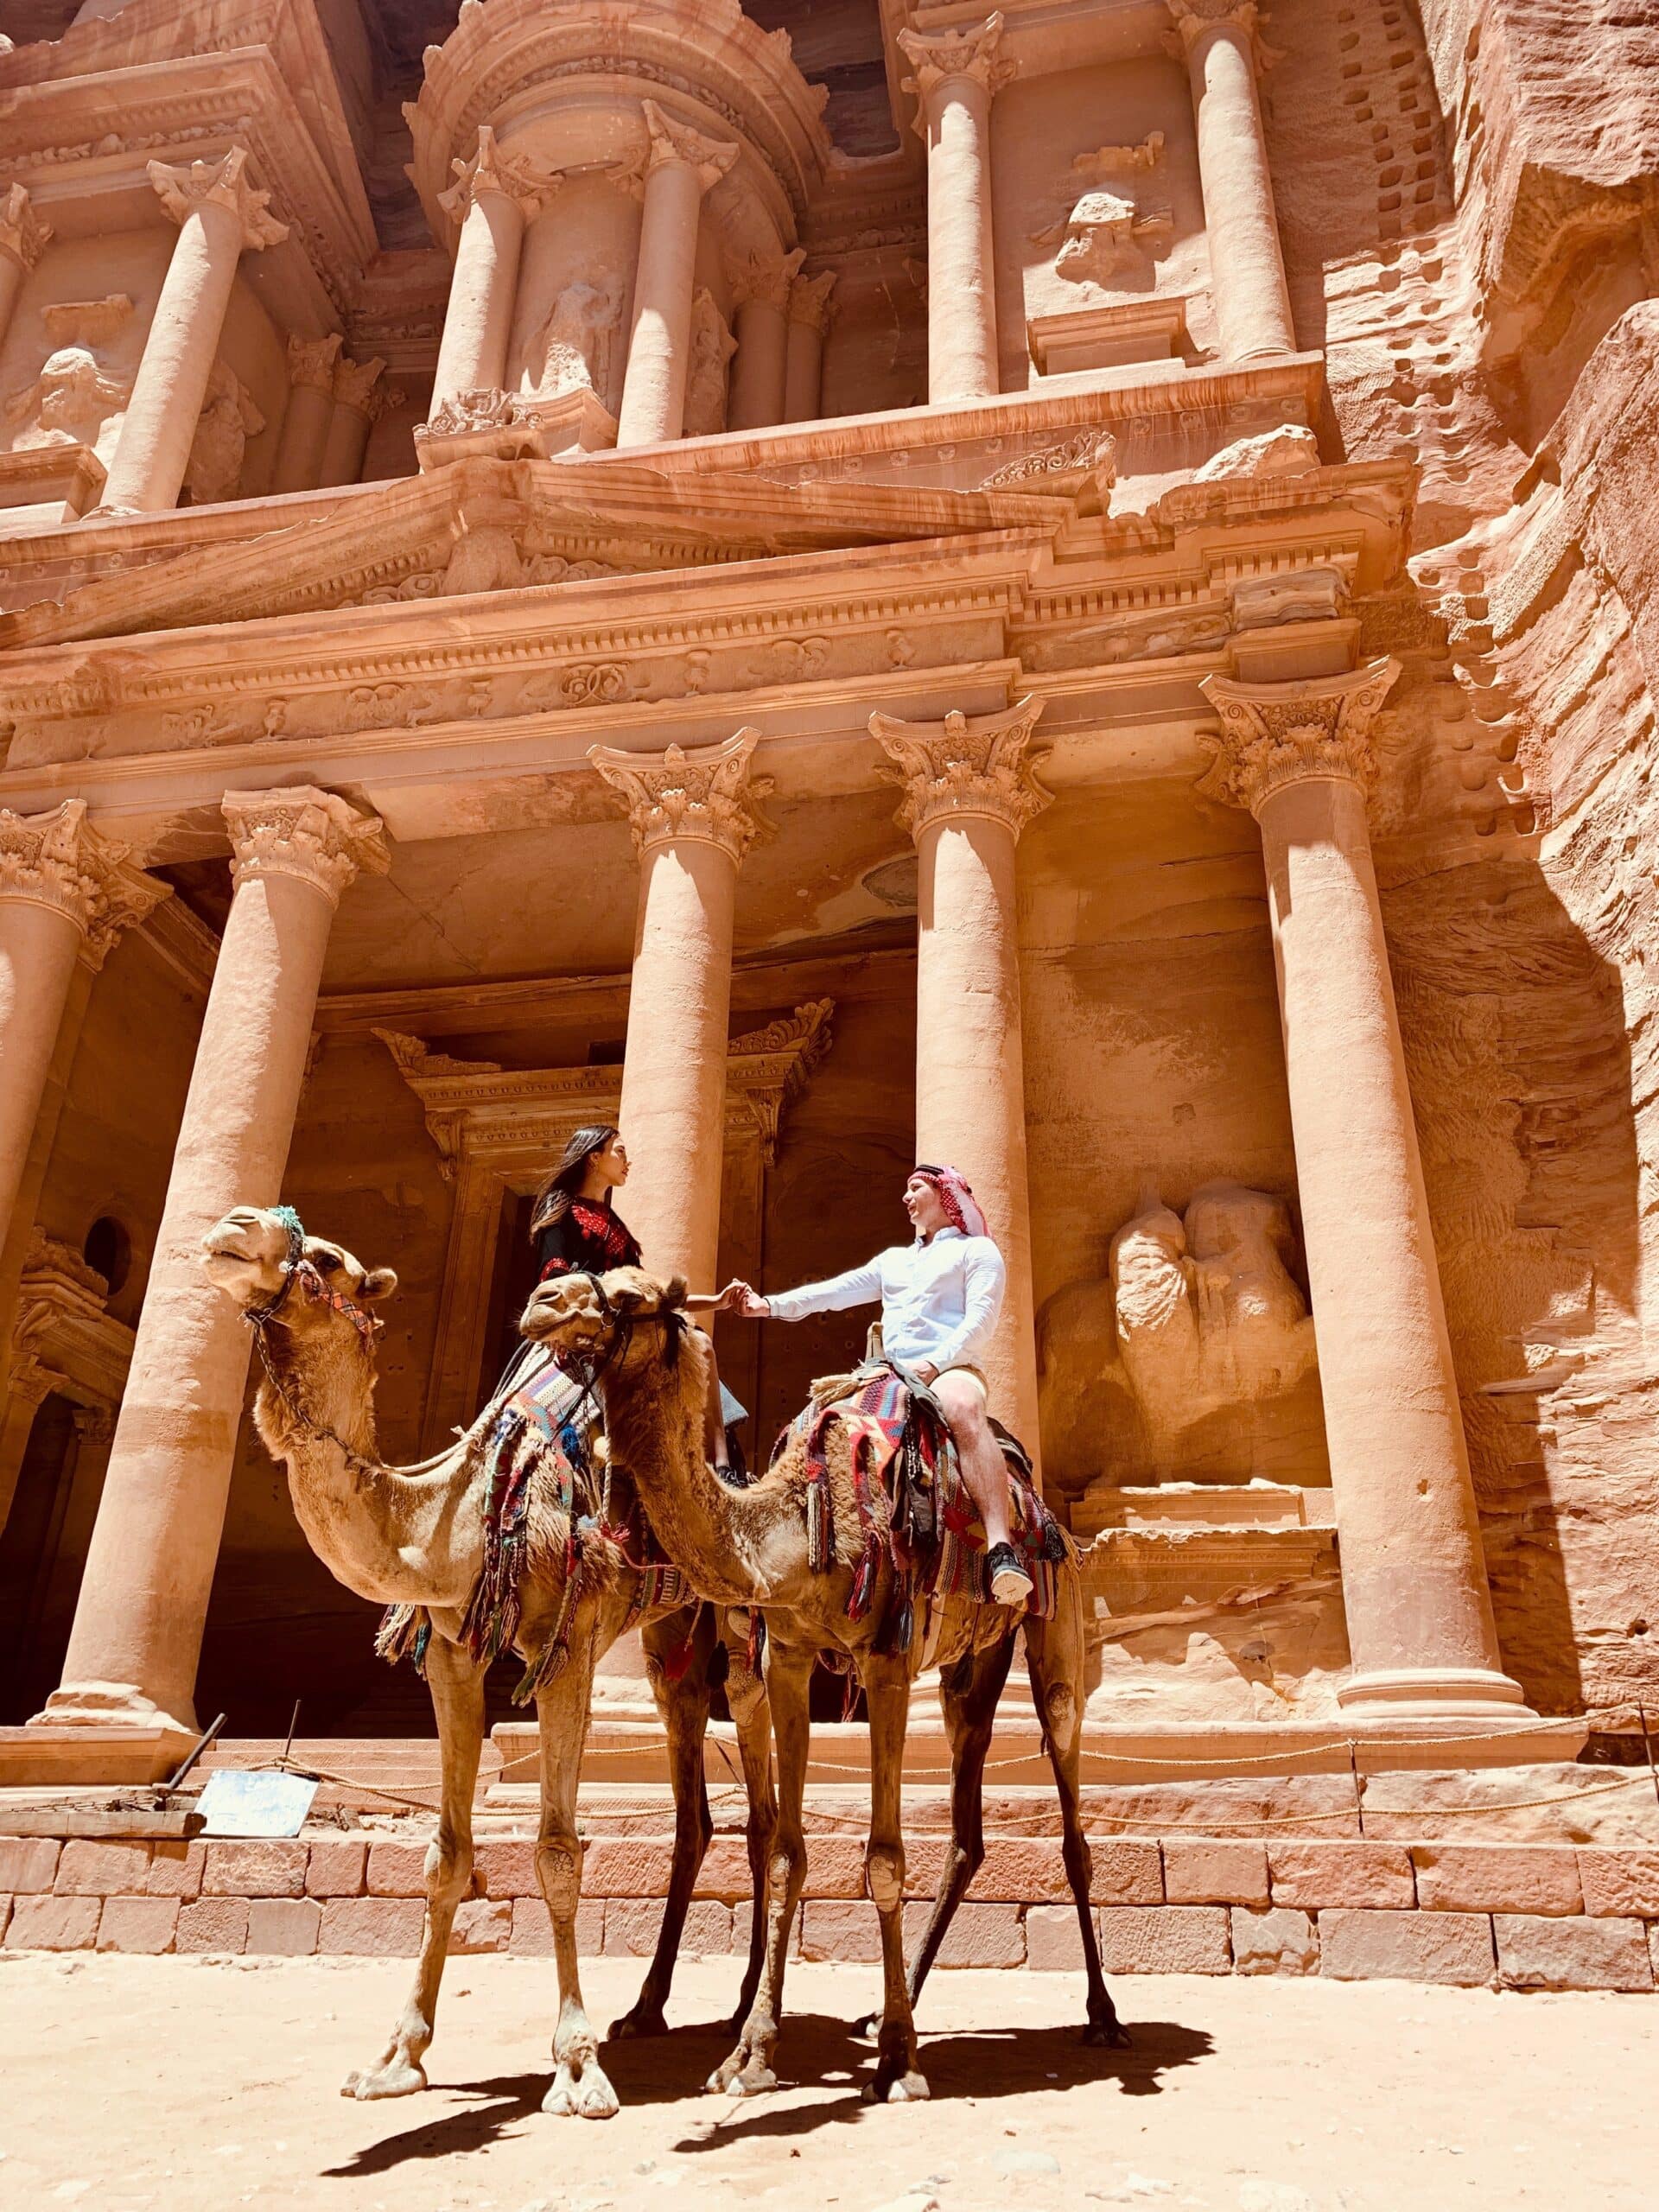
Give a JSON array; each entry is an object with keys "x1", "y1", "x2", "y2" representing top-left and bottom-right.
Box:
[
  {"x1": 377, "y1": 1347, "x2": 693, "y2": 1699},
  {"x1": 775, "y1": 1362, "x2": 1071, "y2": 1657}
]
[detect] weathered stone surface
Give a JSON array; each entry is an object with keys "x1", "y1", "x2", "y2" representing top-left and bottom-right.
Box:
[
  {"x1": 1230, "y1": 1906, "x2": 1319, "y2": 1976},
  {"x1": 304, "y1": 1840, "x2": 367, "y2": 1897},
  {"x1": 1319, "y1": 1910, "x2": 1494, "y2": 1986},
  {"x1": 203, "y1": 1842, "x2": 307, "y2": 1898},
  {"x1": 147, "y1": 1841, "x2": 206, "y2": 1900},
  {"x1": 6, "y1": 1894, "x2": 102, "y2": 1950},
  {"x1": 903, "y1": 1900, "x2": 1026, "y2": 1968},
  {"x1": 1087, "y1": 1842, "x2": 1165, "y2": 1906},
  {"x1": 604, "y1": 1897, "x2": 734, "y2": 1956},
  {"x1": 1495, "y1": 1914, "x2": 1654, "y2": 1993},
  {"x1": 0, "y1": 1839, "x2": 60, "y2": 1894},
  {"x1": 1411, "y1": 1846, "x2": 1582, "y2": 1916},
  {"x1": 1578, "y1": 1850, "x2": 1659, "y2": 1919},
  {"x1": 448, "y1": 1898, "x2": 512, "y2": 1954},
  {"x1": 175, "y1": 1897, "x2": 250, "y2": 1955},
  {"x1": 1164, "y1": 1840, "x2": 1270, "y2": 1907},
  {"x1": 365, "y1": 1840, "x2": 431, "y2": 1897},
  {"x1": 1096, "y1": 1906, "x2": 1230, "y2": 1975},
  {"x1": 95, "y1": 1896, "x2": 179, "y2": 1954},
  {"x1": 245, "y1": 1898, "x2": 321, "y2": 1956},
  {"x1": 508, "y1": 1897, "x2": 605, "y2": 1955},
  {"x1": 1268, "y1": 1844, "x2": 1415, "y2": 1911},
  {"x1": 318, "y1": 1897, "x2": 425, "y2": 1955},
  {"x1": 55, "y1": 1840, "x2": 151, "y2": 1896},
  {"x1": 1024, "y1": 1902, "x2": 1094, "y2": 1971},
  {"x1": 798, "y1": 1899, "x2": 883, "y2": 1963},
  {"x1": 477, "y1": 1841, "x2": 540, "y2": 1898}
]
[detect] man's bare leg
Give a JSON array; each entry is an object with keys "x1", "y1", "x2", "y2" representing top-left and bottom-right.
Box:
[
  {"x1": 701, "y1": 1332, "x2": 732, "y2": 1474},
  {"x1": 933, "y1": 1373, "x2": 1031, "y2": 1604}
]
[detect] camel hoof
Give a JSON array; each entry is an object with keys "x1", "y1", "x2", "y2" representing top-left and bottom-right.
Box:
[
  {"x1": 1083, "y1": 2018, "x2": 1132, "y2": 2050},
  {"x1": 607, "y1": 2005, "x2": 669, "y2": 2041},
  {"x1": 575, "y1": 2069, "x2": 620, "y2": 2120},
  {"x1": 340, "y1": 2058, "x2": 426, "y2": 2101},
  {"x1": 863, "y1": 2068, "x2": 930, "y2": 2105}
]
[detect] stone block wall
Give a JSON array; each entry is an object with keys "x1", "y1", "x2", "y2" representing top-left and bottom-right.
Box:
[{"x1": 4, "y1": 1832, "x2": 1656, "y2": 1993}]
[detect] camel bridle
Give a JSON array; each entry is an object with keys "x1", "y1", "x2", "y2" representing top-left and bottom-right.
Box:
[{"x1": 240, "y1": 1204, "x2": 383, "y2": 1465}]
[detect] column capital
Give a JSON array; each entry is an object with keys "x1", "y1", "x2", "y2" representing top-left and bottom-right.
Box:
[
  {"x1": 898, "y1": 10, "x2": 1016, "y2": 112},
  {"x1": 0, "y1": 182, "x2": 53, "y2": 275},
  {"x1": 223, "y1": 787, "x2": 391, "y2": 908},
  {"x1": 871, "y1": 695, "x2": 1052, "y2": 842},
  {"x1": 0, "y1": 799, "x2": 168, "y2": 961},
  {"x1": 332, "y1": 352, "x2": 390, "y2": 418},
  {"x1": 787, "y1": 270, "x2": 838, "y2": 334},
  {"x1": 439, "y1": 125, "x2": 557, "y2": 226},
  {"x1": 1164, "y1": 0, "x2": 1274, "y2": 66},
  {"x1": 1198, "y1": 658, "x2": 1402, "y2": 816},
  {"x1": 147, "y1": 147, "x2": 289, "y2": 252},
  {"x1": 641, "y1": 99, "x2": 741, "y2": 193},
  {"x1": 590, "y1": 729, "x2": 775, "y2": 863},
  {"x1": 286, "y1": 331, "x2": 342, "y2": 393},
  {"x1": 728, "y1": 245, "x2": 805, "y2": 313}
]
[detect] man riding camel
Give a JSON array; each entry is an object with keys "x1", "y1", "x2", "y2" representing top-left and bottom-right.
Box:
[{"x1": 721, "y1": 1163, "x2": 1035, "y2": 1609}]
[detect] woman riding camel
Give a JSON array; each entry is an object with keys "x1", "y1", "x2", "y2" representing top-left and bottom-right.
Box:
[
  {"x1": 525, "y1": 1124, "x2": 745, "y2": 1477},
  {"x1": 721, "y1": 1163, "x2": 1034, "y2": 1607}
]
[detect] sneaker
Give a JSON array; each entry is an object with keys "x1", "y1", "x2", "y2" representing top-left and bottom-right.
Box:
[{"x1": 987, "y1": 1541, "x2": 1034, "y2": 1609}]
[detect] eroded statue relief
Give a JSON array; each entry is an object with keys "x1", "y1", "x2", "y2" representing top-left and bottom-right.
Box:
[
  {"x1": 1031, "y1": 135, "x2": 1173, "y2": 289},
  {"x1": 526, "y1": 275, "x2": 625, "y2": 405},
  {"x1": 184, "y1": 361, "x2": 264, "y2": 505},
  {"x1": 683, "y1": 288, "x2": 736, "y2": 439},
  {"x1": 1039, "y1": 1179, "x2": 1326, "y2": 1489},
  {"x1": 6, "y1": 296, "x2": 132, "y2": 451}
]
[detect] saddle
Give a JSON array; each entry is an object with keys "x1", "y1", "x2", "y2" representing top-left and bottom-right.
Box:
[{"x1": 776, "y1": 1361, "x2": 1071, "y2": 1658}]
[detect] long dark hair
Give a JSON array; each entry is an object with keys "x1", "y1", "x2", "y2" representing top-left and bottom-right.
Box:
[{"x1": 530, "y1": 1124, "x2": 620, "y2": 1238}]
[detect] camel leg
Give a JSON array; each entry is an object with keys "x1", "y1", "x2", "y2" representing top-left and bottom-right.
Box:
[
  {"x1": 1026, "y1": 1591, "x2": 1128, "y2": 2049},
  {"x1": 708, "y1": 1638, "x2": 810, "y2": 2099},
  {"x1": 609, "y1": 1605, "x2": 714, "y2": 2039},
  {"x1": 534, "y1": 1637, "x2": 620, "y2": 2119},
  {"x1": 342, "y1": 1636, "x2": 485, "y2": 2100},
  {"x1": 723, "y1": 1626, "x2": 778, "y2": 2033},
  {"x1": 863, "y1": 1657, "x2": 929, "y2": 2105},
  {"x1": 903, "y1": 1633, "x2": 1015, "y2": 2018}
]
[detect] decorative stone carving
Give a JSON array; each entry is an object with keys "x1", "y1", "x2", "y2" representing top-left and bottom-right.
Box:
[
  {"x1": 0, "y1": 798, "x2": 167, "y2": 965},
  {"x1": 1194, "y1": 425, "x2": 1321, "y2": 480},
  {"x1": 683, "y1": 288, "x2": 736, "y2": 437},
  {"x1": 1198, "y1": 658, "x2": 1402, "y2": 815},
  {"x1": 589, "y1": 728, "x2": 774, "y2": 861},
  {"x1": 183, "y1": 360, "x2": 264, "y2": 505},
  {"x1": 286, "y1": 332, "x2": 342, "y2": 393},
  {"x1": 222, "y1": 787, "x2": 391, "y2": 906},
  {"x1": 438, "y1": 124, "x2": 556, "y2": 226},
  {"x1": 871, "y1": 695, "x2": 1052, "y2": 841},
  {"x1": 147, "y1": 147, "x2": 289, "y2": 251},
  {"x1": 5, "y1": 297, "x2": 131, "y2": 450},
  {"x1": 422, "y1": 385, "x2": 515, "y2": 440},
  {"x1": 333, "y1": 353, "x2": 389, "y2": 417},
  {"x1": 641, "y1": 99, "x2": 740, "y2": 192},
  {"x1": 787, "y1": 270, "x2": 837, "y2": 333},
  {"x1": 0, "y1": 182, "x2": 52, "y2": 273},
  {"x1": 1165, "y1": 0, "x2": 1276, "y2": 67},
  {"x1": 897, "y1": 10, "x2": 1016, "y2": 115},
  {"x1": 728, "y1": 247, "x2": 804, "y2": 313},
  {"x1": 527, "y1": 276, "x2": 625, "y2": 403},
  {"x1": 977, "y1": 429, "x2": 1117, "y2": 493},
  {"x1": 12, "y1": 1230, "x2": 134, "y2": 1414},
  {"x1": 1032, "y1": 136, "x2": 1173, "y2": 287}
]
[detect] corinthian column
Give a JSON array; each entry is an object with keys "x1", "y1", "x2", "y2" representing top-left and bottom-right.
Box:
[
  {"x1": 616, "y1": 103, "x2": 739, "y2": 450},
  {"x1": 590, "y1": 732, "x2": 772, "y2": 1284},
  {"x1": 784, "y1": 271, "x2": 836, "y2": 424},
  {"x1": 431, "y1": 128, "x2": 552, "y2": 416},
  {"x1": 320, "y1": 353, "x2": 390, "y2": 486},
  {"x1": 897, "y1": 12, "x2": 1015, "y2": 406},
  {"x1": 1201, "y1": 662, "x2": 1535, "y2": 1722},
  {"x1": 0, "y1": 804, "x2": 162, "y2": 1274},
  {"x1": 870, "y1": 697, "x2": 1049, "y2": 1460},
  {"x1": 270, "y1": 334, "x2": 341, "y2": 493},
  {"x1": 100, "y1": 149, "x2": 288, "y2": 516},
  {"x1": 39, "y1": 790, "x2": 388, "y2": 1746},
  {"x1": 0, "y1": 185, "x2": 53, "y2": 359},
  {"x1": 727, "y1": 248, "x2": 802, "y2": 431},
  {"x1": 1166, "y1": 0, "x2": 1295, "y2": 361}
]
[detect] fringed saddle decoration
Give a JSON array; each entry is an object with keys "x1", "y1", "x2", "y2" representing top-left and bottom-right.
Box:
[{"x1": 781, "y1": 1363, "x2": 1071, "y2": 1656}]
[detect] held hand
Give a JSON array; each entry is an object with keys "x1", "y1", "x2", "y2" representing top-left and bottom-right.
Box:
[{"x1": 719, "y1": 1279, "x2": 771, "y2": 1319}]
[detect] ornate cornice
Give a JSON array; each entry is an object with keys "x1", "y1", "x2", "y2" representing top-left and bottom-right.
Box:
[
  {"x1": 11, "y1": 1230, "x2": 132, "y2": 1412},
  {"x1": 871, "y1": 695, "x2": 1052, "y2": 842},
  {"x1": 1198, "y1": 658, "x2": 1402, "y2": 815},
  {"x1": 0, "y1": 798, "x2": 168, "y2": 963},
  {"x1": 898, "y1": 11, "x2": 1016, "y2": 117},
  {"x1": 222, "y1": 787, "x2": 390, "y2": 907},
  {"x1": 147, "y1": 147, "x2": 288, "y2": 252},
  {"x1": 437, "y1": 125, "x2": 557, "y2": 226},
  {"x1": 286, "y1": 332, "x2": 343, "y2": 394},
  {"x1": 787, "y1": 270, "x2": 837, "y2": 334},
  {"x1": 641, "y1": 99, "x2": 740, "y2": 193},
  {"x1": 0, "y1": 181, "x2": 51, "y2": 274},
  {"x1": 589, "y1": 728, "x2": 774, "y2": 863},
  {"x1": 728, "y1": 245, "x2": 804, "y2": 313}
]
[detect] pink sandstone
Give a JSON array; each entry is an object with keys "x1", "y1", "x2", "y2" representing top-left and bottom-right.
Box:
[
  {"x1": 303, "y1": 1841, "x2": 367, "y2": 1898},
  {"x1": 1577, "y1": 1850, "x2": 1659, "y2": 1918},
  {"x1": 5, "y1": 1895, "x2": 101, "y2": 1950},
  {"x1": 1319, "y1": 1910, "x2": 1495, "y2": 1986},
  {"x1": 54, "y1": 1839, "x2": 150, "y2": 1895},
  {"x1": 1494, "y1": 1916, "x2": 1655, "y2": 1994},
  {"x1": 1268, "y1": 1843, "x2": 1415, "y2": 1910},
  {"x1": 1411, "y1": 1845, "x2": 1583, "y2": 1916},
  {"x1": 245, "y1": 1898, "x2": 321, "y2": 1956},
  {"x1": 1096, "y1": 1905, "x2": 1231, "y2": 1976},
  {"x1": 1230, "y1": 1907, "x2": 1319, "y2": 1976},
  {"x1": 202, "y1": 1842, "x2": 307, "y2": 1898},
  {"x1": 902, "y1": 1900, "x2": 1026, "y2": 1969},
  {"x1": 0, "y1": 1839, "x2": 60, "y2": 1894},
  {"x1": 1164, "y1": 1840, "x2": 1271, "y2": 1906},
  {"x1": 94, "y1": 1896, "x2": 179, "y2": 1954},
  {"x1": 175, "y1": 1898, "x2": 250, "y2": 1955}
]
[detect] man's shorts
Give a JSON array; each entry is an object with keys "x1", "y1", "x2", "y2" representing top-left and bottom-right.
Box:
[{"x1": 931, "y1": 1363, "x2": 988, "y2": 1402}]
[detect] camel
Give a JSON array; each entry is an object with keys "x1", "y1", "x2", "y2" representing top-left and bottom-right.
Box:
[
  {"x1": 520, "y1": 1264, "x2": 1126, "y2": 2108},
  {"x1": 200, "y1": 1205, "x2": 776, "y2": 2119}
]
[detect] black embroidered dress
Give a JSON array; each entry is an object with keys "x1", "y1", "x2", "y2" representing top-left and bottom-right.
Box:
[{"x1": 535, "y1": 1196, "x2": 642, "y2": 1283}]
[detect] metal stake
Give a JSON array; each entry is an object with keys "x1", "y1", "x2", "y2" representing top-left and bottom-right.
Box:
[{"x1": 1346, "y1": 1737, "x2": 1366, "y2": 1836}]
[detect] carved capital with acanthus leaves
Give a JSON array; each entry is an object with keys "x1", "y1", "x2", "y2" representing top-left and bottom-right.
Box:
[
  {"x1": 0, "y1": 799, "x2": 168, "y2": 968},
  {"x1": 332, "y1": 353, "x2": 390, "y2": 417},
  {"x1": 728, "y1": 246, "x2": 805, "y2": 314},
  {"x1": 871, "y1": 696, "x2": 1052, "y2": 843},
  {"x1": 590, "y1": 729, "x2": 774, "y2": 864},
  {"x1": 1198, "y1": 658, "x2": 1402, "y2": 817},
  {"x1": 439, "y1": 126, "x2": 557, "y2": 226},
  {"x1": 147, "y1": 147, "x2": 288, "y2": 252},
  {"x1": 899, "y1": 11, "x2": 1016, "y2": 115},
  {"x1": 1164, "y1": 0, "x2": 1275, "y2": 68},
  {"x1": 0, "y1": 183, "x2": 52, "y2": 275},
  {"x1": 286, "y1": 332, "x2": 342, "y2": 393},
  {"x1": 641, "y1": 100, "x2": 740, "y2": 194},
  {"x1": 223, "y1": 787, "x2": 391, "y2": 908},
  {"x1": 787, "y1": 270, "x2": 837, "y2": 334}
]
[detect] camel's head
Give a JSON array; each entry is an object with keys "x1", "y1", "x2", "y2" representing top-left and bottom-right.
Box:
[
  {"x1": 517, "y1": 1265, "x2": 692, "y2": 1377},
  {"x1": 200, "y1": 1205, "x2": 398, "y2": 1342}
]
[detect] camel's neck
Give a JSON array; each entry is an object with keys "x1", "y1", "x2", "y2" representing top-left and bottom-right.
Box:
[
  {"x1": 259, "y1": 1330, "x2": 479, "y2": 1607},
  {"x1": 599, "y1": 1338, "x2": 776, "y2": 1607}
]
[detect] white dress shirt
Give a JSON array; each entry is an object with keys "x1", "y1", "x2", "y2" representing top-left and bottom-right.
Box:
[{"x1": 766, "y1": 1228, "x2": 1005, "y2": 1374}]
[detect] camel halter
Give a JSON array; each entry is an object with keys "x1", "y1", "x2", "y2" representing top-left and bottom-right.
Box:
[{"x1": 240, "y1": 1205, "x2": 382, "y2": 1464}]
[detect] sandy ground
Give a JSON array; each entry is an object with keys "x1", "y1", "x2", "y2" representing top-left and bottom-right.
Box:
[{"x1": 0, "y1": 1955, "x2": 1652, "y2": 2212}]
